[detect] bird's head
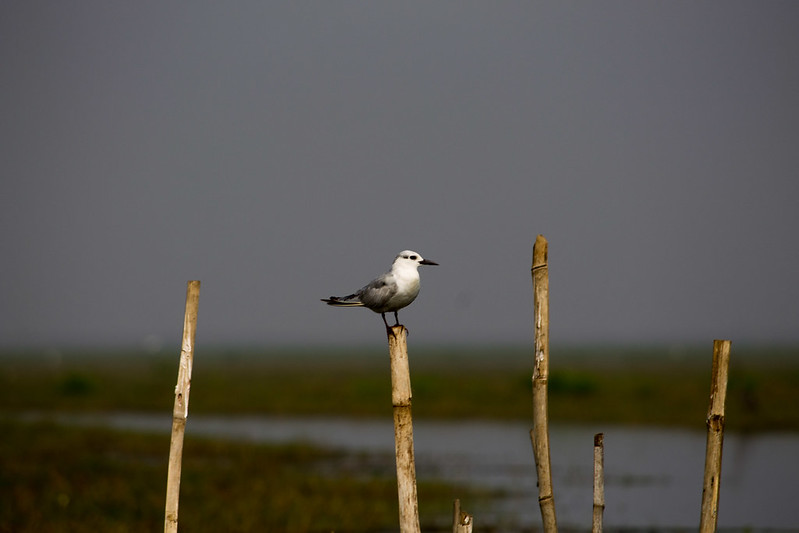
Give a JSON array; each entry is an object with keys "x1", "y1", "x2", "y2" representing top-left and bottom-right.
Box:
[{"x1": 394, "y1": 250, "x2": 438, "y2": 269}]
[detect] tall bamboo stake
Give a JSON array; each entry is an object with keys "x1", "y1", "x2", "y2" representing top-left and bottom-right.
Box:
[
  {"x1": 452, "y1": 499, "x2": 474, "y2": 533},
  {"x1": 699, "y1": 339, "x2": 732, "y2": 533},
  {"x1": 388, "y1": 325, "x2": 421, "y2": 533},
  {"x1": 164, "y1": 280, "x2": 201, "y2": 533},
  {"x1": 530, "y1": 234, "x2": 558, "y2": 532},
  {"x1": 592, "y1": 433, "x2": 605, "y2": 533}
]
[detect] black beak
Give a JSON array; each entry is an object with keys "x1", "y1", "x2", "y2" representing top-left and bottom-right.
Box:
[{"x1": 420, "y1": 259, "x2": 438, "y2": 266}]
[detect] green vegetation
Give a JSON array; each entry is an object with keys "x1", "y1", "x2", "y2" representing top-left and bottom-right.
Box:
[
  {"x1": 1, "y1": 345, "x2": 797, "y2": 430},
  {"x1": 1, "y1": 345, "x2": 797, "y2": 531},
  {"x1": 0, "y1": 418, "x2": 488, "y2": 532}
]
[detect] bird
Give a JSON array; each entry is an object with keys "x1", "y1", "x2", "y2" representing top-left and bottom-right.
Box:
[{"x1": 322, "y1": 250, "x2": 438, "y2": 329}]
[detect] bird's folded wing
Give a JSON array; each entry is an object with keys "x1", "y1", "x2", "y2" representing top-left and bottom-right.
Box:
[{"x1": 357, "y1": 276, "x2": 398, "y2": 309}]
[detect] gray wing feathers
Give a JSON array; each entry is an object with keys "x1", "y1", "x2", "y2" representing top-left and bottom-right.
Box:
[
  {"x1": 322, "y1": 272, "x2": 399, "y2": 312},
  {"x1": 356, "y1": 274, "x2": 398, "y2": 310}
]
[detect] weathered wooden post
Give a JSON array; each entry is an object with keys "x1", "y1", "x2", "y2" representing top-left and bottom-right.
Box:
[
  {"x1": 388, "y1": 325, "x2": 421, "y2": 533},
  {"x1": 164, "y1": 280, "x2": 201, "y2": 533},
  {"x1": 699, "y1": 339, "x2": 732, "y2": 533},
  {"x1": 530, "y1": 234, "x2": 558, "y2": 532},
  {"x1": 452, "y1": 498, "x2": 474, "y2": 533},
  {"x1": 592, "y1": 433, "x2": 605, "y2": 533}
]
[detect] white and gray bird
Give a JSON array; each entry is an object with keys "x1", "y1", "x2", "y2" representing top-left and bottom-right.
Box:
[{"x1": 322, "y1": 250, "x2": 438, "y2": 329}]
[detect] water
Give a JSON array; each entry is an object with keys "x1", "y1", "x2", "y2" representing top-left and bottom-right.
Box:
[{"x1": 25, "y1": 412, "x2": 799, "y2": 530}]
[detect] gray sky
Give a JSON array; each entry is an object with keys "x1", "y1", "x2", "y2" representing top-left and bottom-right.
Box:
[{"x1": 2, "y1": 2, "x2": 798, "y2": 350}]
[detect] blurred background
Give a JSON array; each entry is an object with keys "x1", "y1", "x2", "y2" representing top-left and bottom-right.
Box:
[
  {"x1": 2, "y1": 2, "x2": 798, "y2": 531},
  {"x1": 2, "y1": 1, "x2": 798, "y2": 350}
]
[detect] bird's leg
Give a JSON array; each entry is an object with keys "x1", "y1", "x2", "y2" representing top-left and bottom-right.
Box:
[
  {"x1": 383, "y1": 312, "x2": 399, "y2": 338},
  {"x1": 393, "y1": 311, "x2": 408, "y2": 335},
  {"x1": 382, "y1": 313, "x2": 395, "y2": 335}
]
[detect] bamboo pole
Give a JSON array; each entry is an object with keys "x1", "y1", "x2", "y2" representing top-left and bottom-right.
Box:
[
  {"x1": 164, "y1": 280, "x2": 201, "y2": 533},
  {"x1": 452, "y1": 499, "x2": 474, "y2": 533},
  {"x1": 388, "y1": 325, "x2": 421, "y2": 533},
  {"x1": 592, "y1": 433, "x2": 605, "y2": 533},
  {"x1": 699, "y1": 339, "x2": 732, "y2": 533},
  {"x1": 530, "y1": 234, "x2": 558, "y2": 532}
]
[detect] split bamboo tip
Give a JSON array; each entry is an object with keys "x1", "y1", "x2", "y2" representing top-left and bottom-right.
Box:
[
  {"x1": 594, "y1": 433, "x2": 604, "y2": 447},
  {"x1": 708, "y1": 340, "x2": 732, "y2": 419},
  {"x1": 533, "y1": 235, "x2": 548, "y2": 268}
]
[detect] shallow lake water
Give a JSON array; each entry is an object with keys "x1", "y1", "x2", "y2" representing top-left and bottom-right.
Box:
[{"x1": 27, "y1": 412, "x2": 799, "y2": 531}]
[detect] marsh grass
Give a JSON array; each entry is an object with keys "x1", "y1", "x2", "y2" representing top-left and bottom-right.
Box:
[
  {"x1": 0, "y1": 418, "x2": 482, "y2": 532},
  {"x1": 1, "y1": 345, "x2": 797, "y2": 430},
  {"x1": 1, "y1": 345, "x2": 797, "y2": 531}
]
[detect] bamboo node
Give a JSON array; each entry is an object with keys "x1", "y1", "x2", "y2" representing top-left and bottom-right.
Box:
[{"x1": 706, "y1": 414, "x2": 725, "y2": 431}]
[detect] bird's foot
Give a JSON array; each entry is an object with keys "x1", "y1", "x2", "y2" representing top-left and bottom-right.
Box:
[
  {"x1": 385, "y1": 324, "x2": 407, "y2": 339},
  {"x1": 386, "y1": 324, "x2": 409, "y2": 339}
]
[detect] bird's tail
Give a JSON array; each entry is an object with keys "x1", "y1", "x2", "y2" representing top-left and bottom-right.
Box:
[{"x1": 321, "y1": 294, "x2": 364, "y2": 307}]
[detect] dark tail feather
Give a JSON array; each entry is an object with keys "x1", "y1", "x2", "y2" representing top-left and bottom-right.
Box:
[{"x1": 321, "y1": 294, "x2": 363, "y2": 307}]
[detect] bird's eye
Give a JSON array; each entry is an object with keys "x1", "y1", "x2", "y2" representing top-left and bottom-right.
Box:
[{"x1": 410, "y1": 255, "x2": 417, "y2": 260}]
